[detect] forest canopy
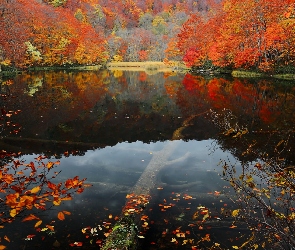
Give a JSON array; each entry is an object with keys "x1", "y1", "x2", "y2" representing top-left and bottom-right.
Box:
[{"x1": 1, "y1": 0, "x2": 295, "y2": 72}]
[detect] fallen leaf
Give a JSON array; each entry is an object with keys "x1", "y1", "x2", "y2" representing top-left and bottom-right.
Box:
[
  {"x1": 176, "y1": 232, "x2": 185, "y2": 238},
  {"x1": 232, "y1": 209, "x2": 240, "y2": 217},
  {"x1": 74, "y1": 242, "x2": 83, "y2": 246},
  {"x1": 46, "y1": 225, "x2": 54, "y2": 231},
  {"x1": 58, "y1": 212, "x2": 65, "y2": 221},
  {"x1": 10, "y1": 209, "x2": 17, "y2": 218},
  {"x1": 30, "y1": 186, "x2": 40, "y2": 194},
  {"x1": 53, "y1": 240, "x2": 60, "y2": 247},
  {"x1": 46, "y1": 162, "x2": 54, "y2": 169},
  {"x1": 26, "y1": 234, "x2": 36, "y2": 238},
  {"x1": 53, "y1": 199, "x2": 61, "y2": 206},
  {"x1": 62, "y1": 211, "x2": 71, "y2": 215},
  {"x1": 4, "y1": 235, "x2": 10, "y2": 242},
  {"x1": 0, "y1": 245, "x2": 6, "y2": 250},
  {"x1": 22, "y1": 214, "x2": 40, "y2": 222},
  {"x1": 35, "y1": 220, "x2": 42, "y2": 228}
]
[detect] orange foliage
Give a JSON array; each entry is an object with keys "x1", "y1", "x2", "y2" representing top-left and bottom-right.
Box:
[
  {"x1": 176, "y1": 0, "x2": 295, "y2": 70},
  {"x1": 0, "y1": 155, "x2": 88, "y2": 224}
]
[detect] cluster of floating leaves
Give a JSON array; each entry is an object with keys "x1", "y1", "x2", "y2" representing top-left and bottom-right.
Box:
[
  {"x1": 0, "y1": 154, "x2": 90, "y2": 249},
  {"x1": 58, "y1": 190, "x2": 251, "y2": 249}
]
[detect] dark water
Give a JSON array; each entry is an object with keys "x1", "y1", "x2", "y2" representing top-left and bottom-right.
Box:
[{"x1": 0, "y1": 70, "x2": 295, "y2": 249}]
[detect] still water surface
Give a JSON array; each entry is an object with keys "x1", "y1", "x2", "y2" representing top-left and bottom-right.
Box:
[{"x1": 1, "y1": 70, "x2": 295, "y2": 249}]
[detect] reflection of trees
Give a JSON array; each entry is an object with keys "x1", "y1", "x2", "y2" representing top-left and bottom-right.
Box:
[
  {"x1": 216, "y1": 110, "x2": 295, "y2": 249},
  {"x1": 3, "y1": 71, "x2": 295, "y2": 163},
  {"x1": 176, "y1": 74, "x2": 295, "y2": 164},
  {"x1": 167, "y1": 74, "x2": 295, "y2": 248},
  {"x1": 1, "y1": 71, "x2": 187, "y2": 157}
]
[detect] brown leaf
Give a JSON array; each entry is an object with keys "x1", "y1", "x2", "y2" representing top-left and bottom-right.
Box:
[
  {"x1": 22, "y1": 214, "x2": 40, "y2": 222},
  {"x1": 62, "y1": 210, "x2": 71, "y2": 215},
  {"x1": 57, "y1": 212, "x2": 65, "y2": 221},
  {"x1": 4, "y1": 235, "x2": 10, "y2": 242},
  {"x1": 46, "y1": 225, "x2": 55, "y2": 231}
]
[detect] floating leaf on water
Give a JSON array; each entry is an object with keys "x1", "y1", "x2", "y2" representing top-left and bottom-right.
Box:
[
  {"x1": 10, "y1": 209, "x2": 18, "y2": 218},
  {"x1": 176, "y1": 232, "x2": 185, "y2": 238},
  {"x1": 53, "y1": 199, "x2": 61, "y2": 206},
  {"x1": 22, "y1": 214, "x2": 40, "y2": 222},
  {"x1": 46, "y1": 225, "x2": 55, "y2": 231},
  {"x1": 46, "y1": 162, "x2": 54, "y2": 169},
  {"x1": 34, "y1": 220, "x2": 42, "y2": 228},
  {"x1": 3, "y1": 236, "x2": 10, "y2": 242},
  {"x1": 192, "y1": 211, "x2": 198, "y2": 220},
  {"x1": 178, "y1": 213, "x2": 185, "y2": 218},
  {"x1": 63, "y1": 210, "x2": 71, "y2": 215},
  {"x1": 30, "y1": 186, "x2": 40, "y2": 194},
  {"x1": 58, "y1": 212, "x2": 65, "y2": 221},
  {"x1": 53, "y1": 240, "x2": 60, "y2": 247},
  {"x1": 202, "y1": 213, "x2": 209, "y2": 221},
  {"x1": 232, "y1": 209, "x2": 240, "y2": 217}
]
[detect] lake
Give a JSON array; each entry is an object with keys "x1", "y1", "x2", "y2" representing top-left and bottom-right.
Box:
[{"x1": 1, "y1": 70, "x2": 295, "y2": 249}]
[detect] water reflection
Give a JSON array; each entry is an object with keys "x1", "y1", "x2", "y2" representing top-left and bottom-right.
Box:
[{"x1": 1, "y1": 70, "x2": 295, "y2": 249}]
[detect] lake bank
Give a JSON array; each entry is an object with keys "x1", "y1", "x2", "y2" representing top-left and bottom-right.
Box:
[
  {"x1": 1, "y1": 63, "x2": 295, "y2": 81},
  {"x1": 107, "y1": 61, "x2": 189, "y2": 74}
]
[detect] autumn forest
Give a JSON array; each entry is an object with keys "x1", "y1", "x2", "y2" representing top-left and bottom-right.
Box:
[
  {"x1": 2, "y1": 1, "x2": 295, "y2": 249},
  {"x1": 1, "y1": 0, "x2": 295, "y2": 72}
]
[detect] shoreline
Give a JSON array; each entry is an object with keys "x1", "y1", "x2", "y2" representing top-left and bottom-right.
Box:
[
  {"x1": 106, "y1": 61, "x2": 189, "y2": 74},
  {"x1": 1, "y1": 63, "x2": 295, "y2": 80}
]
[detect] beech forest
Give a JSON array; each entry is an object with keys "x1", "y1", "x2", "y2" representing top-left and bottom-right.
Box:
[{"x1": 1, "y1": 0, "x2": 295, "y2": 72}]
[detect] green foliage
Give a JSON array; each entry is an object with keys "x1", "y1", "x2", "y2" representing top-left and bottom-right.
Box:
[{"x1": 231, "y1": 70, "x2": 264, "y2": 78}]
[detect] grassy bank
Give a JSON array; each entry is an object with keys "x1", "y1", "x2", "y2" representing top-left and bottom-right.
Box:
[
  {"x1": 107, "y1": 61, "x2": 189, "y2": 74},
  {"x1": 27, "y1": 65, "x2": 102, "y2": 71},
  {"x1": 231, "y1": 70, "x2": 265, "y2": 78}
]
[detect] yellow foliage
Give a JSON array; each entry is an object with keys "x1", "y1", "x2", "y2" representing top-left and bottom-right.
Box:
[
  {"x1": 112, "y1": 55, "x2": 123, "y2": 62},
  {"x1": 0, "y1": 59, "x2": 11, "y2": 66},
  {"x1": 30, "y1": 186, "x2": 40, "y2": 194},
  {"x1": 152, "y1": 16, "x2": 166, "y2": 27},
  {"x1": 232, "y1": 209, "x2": 240, "y2": 217},
  {"x1": 74, "y1": 9, "x2": 88, "y2": 23},
  {"x1": 113, "y1": 70, "x2": 123, "y2": 78}
]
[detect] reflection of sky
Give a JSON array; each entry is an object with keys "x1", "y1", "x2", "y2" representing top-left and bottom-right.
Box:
[
  {"x1": 20, "y1": 139, "x2": 238, "y2": 198},
  {"x1": 4, "y1": 139, "x2": 242, "y2": 249}
]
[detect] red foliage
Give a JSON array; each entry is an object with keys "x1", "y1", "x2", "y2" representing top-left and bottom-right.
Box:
[{"x1": 183, "y1": 48, "x2": 201, "y2": 67}]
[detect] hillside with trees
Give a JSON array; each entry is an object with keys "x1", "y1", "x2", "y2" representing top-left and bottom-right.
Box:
[
  {"x1": 1, "y1": 0, "x2": 295, "y2": 72},
  {"x1": 0, "y1": 0, "x2": 208, "y2": 69}
]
